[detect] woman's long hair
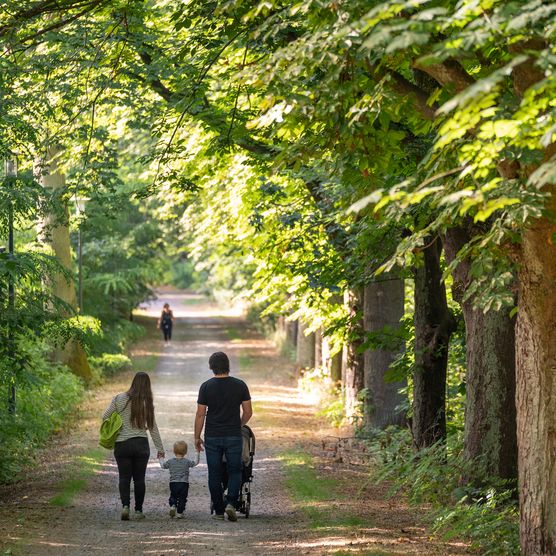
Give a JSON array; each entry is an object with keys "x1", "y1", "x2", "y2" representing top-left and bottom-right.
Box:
[{"x1": 126, "y1": 372, "x2": 154, "y2": 430}]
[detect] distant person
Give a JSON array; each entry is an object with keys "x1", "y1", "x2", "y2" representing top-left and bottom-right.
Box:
[
  {"x1": 159, "y1": 440, "x2": 200, "y2": 519},
  {"x1": 194, "y1": 352, "x2": 253, "y2": 521},
  {"x1": 102, "y1": 372, "x2": 165, "y2": 520},
  {"x1": 157, "y1": 303, "x2": 174, "y2": 346}
]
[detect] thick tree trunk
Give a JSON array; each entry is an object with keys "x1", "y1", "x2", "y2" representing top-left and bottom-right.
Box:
[
  {"x1": 363, "y1": 277, "x2": 406, "y2": 429},
  {"x1": 343, "y1": 287, "x2": 365, "y2": 418},
  {"x1": 296, "y1": 320, "x2": 315, "y2": 371},
  {"x1": 516, "y1": 200, "x2": 556, "y2": 555},
  {"x1": 444, "y1": 226, "x2": 517, "y2": 481},
  {"x1": 412, "y1": 237, "x2": 455, "y2": 449},
  {"x1": 40, "y1": 147, "x2": 92, "y2": 381}
]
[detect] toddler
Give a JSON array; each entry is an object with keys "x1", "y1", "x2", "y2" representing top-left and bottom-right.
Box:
[{"x1": 159, "y1": 440, "x2": 200, "y2": 518}]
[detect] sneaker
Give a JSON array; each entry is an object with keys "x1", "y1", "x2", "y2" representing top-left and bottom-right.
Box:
[
  {"x1": 225, "y1": 505, "x2": 237, "y2": 522},
  {"x1": 169, "y1": 506, "x2": 177, "y2": 518},
  {"x1": 212, "y1": 513, "x2": 224, "y2": 520},
  {"x1": 121, "y1": 506, "x2": 130, "y2": 521},
  {"x1": 134, "y1": 511, "x2": 146, "y2": 520},
  {"x1": 176, "y1": 513, "x2": 184, "y2": 519}
]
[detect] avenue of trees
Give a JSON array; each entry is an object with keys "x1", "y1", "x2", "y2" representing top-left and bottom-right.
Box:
[{"x1": 1, "y1": 1, "x2": 555, "y2": 554}]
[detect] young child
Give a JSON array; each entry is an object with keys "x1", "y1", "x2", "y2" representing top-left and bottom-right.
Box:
[{"x1": 159, "y1": 440, "x2": 200, "y2": 518}]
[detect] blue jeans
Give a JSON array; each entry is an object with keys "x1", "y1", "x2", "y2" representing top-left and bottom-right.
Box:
[{"x1": 204, "y1": 436, "x2": 243, "y2": 514}]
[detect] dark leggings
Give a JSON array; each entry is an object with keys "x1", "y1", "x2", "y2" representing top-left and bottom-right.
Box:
[
  {"x1": 162, "y1": 324, "x2": 172, "y2": 341},
  {"x1": 114, "y1": 437, "x2": 150, "y2": 511}
]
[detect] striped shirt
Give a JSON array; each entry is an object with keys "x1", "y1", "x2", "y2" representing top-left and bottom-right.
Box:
[
  {"x1": 102, "y1": 392, "x2": 164, "y2": 453},
  {"x1": 159, "y1": 453, "x2": 200, "y2": 482}
]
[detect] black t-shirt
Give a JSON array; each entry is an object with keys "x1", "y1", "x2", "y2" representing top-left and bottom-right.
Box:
[{"x1": 197, "y1": 376, "x2": 251, "y2": 437}]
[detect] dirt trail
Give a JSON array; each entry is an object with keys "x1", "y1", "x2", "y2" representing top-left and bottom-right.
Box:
[{"x1": 0, "y1": 291, "x2": 470, "y2": 555}]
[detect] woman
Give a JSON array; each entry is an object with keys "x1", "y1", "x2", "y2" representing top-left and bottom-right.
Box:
[
  {"x1": 157, "y1": 303, "x2": 174, "y2": 345},
  {"x1": 102, "y1": 372, "x2": 165, "y2": 520}
]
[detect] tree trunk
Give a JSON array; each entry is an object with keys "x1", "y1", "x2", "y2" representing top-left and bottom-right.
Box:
[
  {"x1": 516, "y1": 199, "x2": 556, "y2": 554},
  {"x1": 314, "y1": 328, "x2": 323, "y2": 369},
  {"x1": 343, "y1": 287, "x2": 365, "y2": 419},
  {"x1": 443, "y1": 226, "x2": 517, "y2": 481},
  {"x1": 40, "y1": 146, "x2": 92, "y2": 381},
  {"x1": 363, "y1": 277, "x2": 406, "y2": 429},
  {"x1": 296, "y1": 320, "x2": 315, "y2": 371},
  {"x1": 286, "y1": 318, "x2": 298, "y2": 349},
  {"x1": 412, "y1": 237, "x2": 455, "y2": 449},
  {"x1": 323, "y1": 334, "x2": 342, "y2": 383}
]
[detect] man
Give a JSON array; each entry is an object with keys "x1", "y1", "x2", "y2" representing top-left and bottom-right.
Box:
[{"x1": 195, "y1": 351, "x2": 253, "y2": 521}]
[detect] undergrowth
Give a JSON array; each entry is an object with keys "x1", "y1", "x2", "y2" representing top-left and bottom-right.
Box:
[
  {"x1": 0, "y1": 342, "x2": 85, "y2": 484},
  {"x1": 364, "y1": 428, "x2": 519, "y2": 555}
]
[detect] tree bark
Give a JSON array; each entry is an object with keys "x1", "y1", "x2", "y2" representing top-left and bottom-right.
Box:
[
  {"x1": 323, "y1": 334, "x2": 342, "y2": 384},
  {"x1": 443, "y1": 226, "x2": 517, "y2": 481},
  {"x1": 516, "y1": 193, "x2": 556, "y2": 555},
  {"x1": 296, "y1": 320, "x2": 315, "y2": 372},
  {"x1": 39, "y1": 146, "x2": 92, "y2": 381},
  {"x1": 412, "y1": 237, "x2": 455, "y2": 449},
  {"x1": 286, "y1": 318, "x2": 298, "y2": 348},
  {"x1": 363, "y1": 277, "x2": 406, "y2": 429},
  {"x1": 314, "y1": 328, "x2": 323, "y2": 369},
  {"x1": 343, "y1": 287, "x2": 365, "y2": 419}
]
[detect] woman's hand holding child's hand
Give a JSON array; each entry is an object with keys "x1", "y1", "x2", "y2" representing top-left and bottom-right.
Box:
[{"x1": 157, "y1": 451, "x2": 165, "y2": 459}]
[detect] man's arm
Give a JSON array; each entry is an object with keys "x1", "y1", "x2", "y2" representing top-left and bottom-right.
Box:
[
  {"x1": 194, "y1": 403, "x2": 207, "y2": 452},
  {"x1": 241, "y1": 399, "x2": 253, "y2": 426}
]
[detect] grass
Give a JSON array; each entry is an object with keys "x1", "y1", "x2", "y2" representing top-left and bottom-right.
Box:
[
  {"x1": 131, "y1": 353, "x2": 158, "y2": 373},
  {"x1": 225, "y1": 325, "x2": 242, "y2": 341},
  {"x1": 50, "y1": 447, "x2": 106, "y2": 507},
  {"x1": 280, "y1": 450, "x2": 366, "y2": 530},
  {"x1": 182, "y1": 296, "x2": 205, "y2": 306}
]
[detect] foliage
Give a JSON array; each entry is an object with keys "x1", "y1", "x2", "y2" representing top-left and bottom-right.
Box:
[
  {"x1": 0, "y1": 340, "x2": 84, "y2": 483},
  {"x1": 365, "y1": 427, "x2": 518, "y2": 555},
  {"x1": 88, "y1": 353, "x2": 132, "y2": 378}
]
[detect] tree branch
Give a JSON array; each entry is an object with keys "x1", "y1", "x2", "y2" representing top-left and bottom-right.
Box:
[
  {"x1": 366, "y1": 61, "x2": 437, "y2": 121},
  {"x1": 413, "y1": 58, "x2": 475, "y2": 94}
]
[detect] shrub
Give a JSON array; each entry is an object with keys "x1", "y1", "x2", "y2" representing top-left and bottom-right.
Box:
[
  {"x1": 89, "y1": 353, "x2": 132, "y2": 377},
  {"x1": 0, "y1": 361, "x2": 84, "y2": 483}
]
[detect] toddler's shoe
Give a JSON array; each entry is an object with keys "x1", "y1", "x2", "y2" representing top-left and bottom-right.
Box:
[
  {"x1": 212, "y1": 513, "x2": 224, "y2": 520},
  {"x1": 134, "y1": 511, "x2": 146, "y2": 520},
  {"x1": 169, "y1": 506, "x2": 176, "y2": 518},
  {"x1": 176, "y1": 513, "x2": 184, "y2": 519},
  {"x1": 121, "y1": 506, "x2": 130, "y2": 521}
]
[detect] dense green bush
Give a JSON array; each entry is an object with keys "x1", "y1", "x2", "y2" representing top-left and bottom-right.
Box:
[{"x1": 0, "y1": 350, "x2": 84, "y2": 483}]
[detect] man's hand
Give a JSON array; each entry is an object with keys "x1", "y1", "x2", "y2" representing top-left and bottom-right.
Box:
[{"x1": 194, "y1": 403, "x2": 207, "y2": 451}]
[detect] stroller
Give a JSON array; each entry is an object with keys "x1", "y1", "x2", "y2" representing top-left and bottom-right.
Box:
[{"x1": 210, "y1": 425, "x2": 256, "y2": 518}]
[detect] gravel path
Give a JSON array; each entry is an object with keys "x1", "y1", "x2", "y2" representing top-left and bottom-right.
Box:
[
  {"x1": 0, "y1": 291, "x2": 471, "y2": 555},
  {"x1": 2, "y1": 292, "x2": 316, "y2": 555}
]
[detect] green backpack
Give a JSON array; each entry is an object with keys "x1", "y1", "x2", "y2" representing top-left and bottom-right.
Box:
[{"x1": 99, "y1": 411, "x2": 123, "y2": 449}]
